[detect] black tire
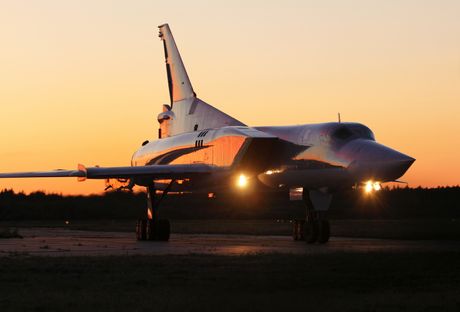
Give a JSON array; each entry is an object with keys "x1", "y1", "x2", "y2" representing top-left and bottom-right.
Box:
[
  {"x1": 136, "y1": 220, "x2": 141, "y2": 240},
  {"x1": 304, "y1": 221, "x2": 318, "y2": 244},
  {"x1": 146, "y1": 219, "x2": 156, "y2": 241},
  {"x1": 317, "y1": 220, "x2": 330, "y2": 244},
  {"x1": 158, "y1": 219, "x2": 171, "y2": 241},
  {"x1": 293, "y1": 220, "x2": 300, "y2": 241},
  {"x1": 292, "y1": 220, "x2": 305, "y2": 241},
  {"x1": 136, "y1": 219, "x2": 147, "y2": 241}
]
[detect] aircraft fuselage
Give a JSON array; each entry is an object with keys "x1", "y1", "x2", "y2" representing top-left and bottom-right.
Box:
[{"x1": 132, "y1": 122, "x2": 414, "y2": 191}]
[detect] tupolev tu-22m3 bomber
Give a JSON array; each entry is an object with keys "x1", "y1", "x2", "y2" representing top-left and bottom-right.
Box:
[{"x1": 0, "y1": 24, "x2": 415, "y2": 244}]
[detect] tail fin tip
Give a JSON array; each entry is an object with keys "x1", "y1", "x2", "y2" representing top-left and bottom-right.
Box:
[{"x1": 158, "y1": 24, "x2": 195, "y2": 104}]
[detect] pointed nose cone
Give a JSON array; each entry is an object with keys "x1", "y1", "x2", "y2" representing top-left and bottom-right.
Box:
[
  {"x1": 344, "y1": 140, "x2": 415, "y2": 182},
  {"x1": 376, "y1": 155, "x2": 415, "y2": 181}
]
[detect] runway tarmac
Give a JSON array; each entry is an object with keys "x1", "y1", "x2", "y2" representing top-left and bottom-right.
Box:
[{"x1": 1, "y1": 227, "x2": 460, "y2": 257}]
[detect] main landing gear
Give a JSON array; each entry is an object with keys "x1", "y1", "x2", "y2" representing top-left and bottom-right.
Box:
[
  {"x1": 292, "y1": 189, "x2": 331, "y2": 244},
  {"x1": 136, "y1": 182, "x2": 174, "y2": 241}
]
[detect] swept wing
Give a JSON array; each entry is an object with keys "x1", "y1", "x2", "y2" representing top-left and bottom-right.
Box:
[{"x1": 0, "y1": 164, "x2": 216, "y2": 181}]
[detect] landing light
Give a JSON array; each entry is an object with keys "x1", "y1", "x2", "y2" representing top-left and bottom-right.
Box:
[
  {"x1": 364, "y1": 180, "x2": 381, "y2": 194},
  {"x1": 265, "y1": 169, "x2": 282, "y2": 175},
  {"x1": 365, "y1": 181, "x2": 373, "y2": 193},
  {"x1": 236, "y1": 174, "x2": 248, "y2": 188}
]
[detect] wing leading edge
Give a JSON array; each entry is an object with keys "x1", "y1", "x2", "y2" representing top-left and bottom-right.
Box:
[{"x1": 0, "y1": 164, "x2": 216, "y2": 180}]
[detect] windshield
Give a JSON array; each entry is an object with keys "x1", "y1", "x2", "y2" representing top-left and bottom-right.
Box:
[{"x1": 331, "y1": 124, "x2": 375, "y2": 141}]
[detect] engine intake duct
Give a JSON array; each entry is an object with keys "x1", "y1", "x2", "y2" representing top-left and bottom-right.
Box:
[{"x1": 234, "y1": 137, "x2": 285, "y2": 174}]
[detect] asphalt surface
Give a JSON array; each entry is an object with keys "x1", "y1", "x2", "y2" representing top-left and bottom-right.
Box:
[{"x1": 1, "y1": 227, "x2": 460, "y2": 257}]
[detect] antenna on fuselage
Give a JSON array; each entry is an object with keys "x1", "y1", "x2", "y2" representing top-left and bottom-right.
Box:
[{"x1": 338, "y1": 113, "x2": 341, "y2": 123}]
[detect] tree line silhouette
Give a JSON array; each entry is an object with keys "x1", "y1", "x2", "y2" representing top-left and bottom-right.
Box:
[{"x1": 0, "y1": 186, "x2": 459, "y2": 220}]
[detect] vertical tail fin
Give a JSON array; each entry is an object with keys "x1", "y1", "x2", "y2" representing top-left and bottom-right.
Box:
[
  {"x1": 156, "y1": 24, "x2": 245, "y2": 135},
  {"x1": 158, "y1": 24, "x2": 195, "y2": 105}
]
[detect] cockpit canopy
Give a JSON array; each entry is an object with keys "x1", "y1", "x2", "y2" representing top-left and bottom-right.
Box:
[{"x1": 331, "y1": 123, "x2": 375, "y2": 142}]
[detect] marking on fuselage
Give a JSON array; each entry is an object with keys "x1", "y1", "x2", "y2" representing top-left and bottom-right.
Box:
[{"x1": 146, "y1": 145, "x2": 210, "y2": 165}]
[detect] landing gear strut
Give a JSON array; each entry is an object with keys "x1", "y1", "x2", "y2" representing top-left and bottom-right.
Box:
[
  {"x1": 136, "y1": 181, "x2": 174, "y2": 241},
  {"x1": 292, "y1": 189, "x2": 330, "y2": 244}
]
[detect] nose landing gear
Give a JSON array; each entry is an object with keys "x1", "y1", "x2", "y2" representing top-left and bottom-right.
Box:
[
  {"x1": 292, "y1": 218, "x2": 330, "y2": 244},
  {"x1": 292, "y1": 189, "x2": 331, "y2": 244}
]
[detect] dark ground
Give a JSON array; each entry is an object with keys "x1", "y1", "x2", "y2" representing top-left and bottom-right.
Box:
[
  {"x1": 3, "y1": 219, "x2": 460, "y2": 240},
  {"x1": 1, "y1": 252, "x2": 460, "y2": 312},
  {"x1": 1, "y1": 220, "x2": 460, "y2": 311}
]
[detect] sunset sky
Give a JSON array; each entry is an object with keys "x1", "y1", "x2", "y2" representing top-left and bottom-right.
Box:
[{"x1": 0, "y1": 0, "x2": 459, "y2": 194}]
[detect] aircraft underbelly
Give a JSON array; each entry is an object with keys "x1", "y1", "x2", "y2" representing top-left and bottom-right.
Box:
[{"x1": 258, "y1": 168, "x2": 349, "y2": 189}]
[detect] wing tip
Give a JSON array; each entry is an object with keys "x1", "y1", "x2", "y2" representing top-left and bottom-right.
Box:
[{"x1": 77, "y1": 164, "x2": 87, "y2": 182}]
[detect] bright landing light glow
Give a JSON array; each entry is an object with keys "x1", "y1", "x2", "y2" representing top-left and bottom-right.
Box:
[
  {"x1": 364, "y1": 180, "x2": 382, "y2": 194},
  {"x1": 365, "y1": 181, "x2": 373, "y2": 193},
  {"x1": 237, "y1": 174, "x2": 248, "y2": 188}
]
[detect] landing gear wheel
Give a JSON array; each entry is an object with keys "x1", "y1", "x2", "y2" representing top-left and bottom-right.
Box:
[
  {"x1": 144, "y1": 219, "x2": 170, "y2": 241},
  {"x1": 146, "y1": 219, "x2": 155, "y2": 241},
  {"x1": 158, "y1": 219, "x2": 171, "y2": 241},
  {"x1": 304, "y1": 221, "x2": 318, "y2": 244},
  {"x1": 317, "y1": 220, "x2": 330, "y2": 244},
  {"x1": 136, "y1": 219, "x2": 147, "y2": 241},
  {"x1": 293, "y1": 220, "x2": 305, "y2": 241}
]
